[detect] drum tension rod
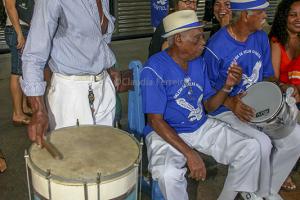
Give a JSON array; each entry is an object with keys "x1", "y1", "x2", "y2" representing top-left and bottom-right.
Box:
[
  {"x1": 97, "y1": 172, "x2": 101, "y2": 200},
  {"x1": 24, "y1": 150, "x2": 32, "y2": 200},
  {"x1": 84, "y1": 182, "x2": 89, "y2": 200},
  {"x1": 46, "y1": 169, "x2": 52, "y2": 200}
]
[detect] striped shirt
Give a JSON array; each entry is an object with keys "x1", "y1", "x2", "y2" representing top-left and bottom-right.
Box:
[{"x1": 21, "y1": 0, "x2": 116, "y2": 96}]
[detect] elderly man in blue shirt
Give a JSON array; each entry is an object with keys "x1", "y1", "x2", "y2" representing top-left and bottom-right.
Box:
[
  {"x1": 204, "y1": 0, "x2": 300, "y2": 199},
  {"x1": 20, "y1": 0, "x2": 118, "y2": 145}
]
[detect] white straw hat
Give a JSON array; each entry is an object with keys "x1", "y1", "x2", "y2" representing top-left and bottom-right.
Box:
[
  {"x1": 230, "y1": 0, "x2": 269, "y2": 10},
  {"x1": 162, "y1": 10, "x2": 204, "y2": 38}
]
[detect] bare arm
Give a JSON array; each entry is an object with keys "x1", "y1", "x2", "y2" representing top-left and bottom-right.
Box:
[
  {"x1": 204, "y1": 64, "x2": 242, "y2": 112},
  {"x1": 5, "y1": 0, "x2": 26, "y2": 49},
  {"x1": 270, "y1": 40, "x2": 282, "y2": 80},
  {"x1": 28, "y1": 96, "x2": 49, "y2": 146},
  {"x1": 147, "y1": 113, "x2": 206, "y2": 181}
]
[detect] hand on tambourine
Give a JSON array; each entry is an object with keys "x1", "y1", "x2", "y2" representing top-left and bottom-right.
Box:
[
  {"x1": 225, "y1": 63, "x2": 243, "y2": 87},
  {"x1": 229, "y1": 93, "x2": 255, "y2": 122},
  {"x1": 279, "y1": 84, "x2": 300, "y2": 103}
]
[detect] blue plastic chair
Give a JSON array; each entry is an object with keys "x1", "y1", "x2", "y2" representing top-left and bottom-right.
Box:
[{"x1": 127, "y1": 60, "x2": 165, "y2": 200}]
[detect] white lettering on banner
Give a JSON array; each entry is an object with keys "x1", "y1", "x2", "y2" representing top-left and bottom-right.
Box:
[
  {"x1": 153, "y1": 3, "x2": 168, "y2": 11},
  {"x1": 157, "y1": 0, "x2": 167, "y2": 6}
]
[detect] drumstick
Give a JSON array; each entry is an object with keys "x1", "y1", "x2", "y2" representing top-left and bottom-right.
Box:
[{"x1": 41, "y1": 140, "x2": 63, "y2": 160}]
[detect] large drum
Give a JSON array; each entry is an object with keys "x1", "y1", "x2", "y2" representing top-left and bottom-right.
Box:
[
  {"x1": 242, "y1": 81, "x2": 298, "y2": 139},
  {"x1": 25, "y1": 125, "x2": 141, "y2": 200}
]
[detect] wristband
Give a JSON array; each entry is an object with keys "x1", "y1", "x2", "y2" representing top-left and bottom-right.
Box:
[{"x1": 222, "y1": 86, "x2": 233, "y2": 93}]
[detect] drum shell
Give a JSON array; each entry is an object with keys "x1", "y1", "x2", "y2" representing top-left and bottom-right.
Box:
[
  {"x1": 242, "y1": 82, "x2": 297, "y2": 139},
  {"x1": 250, "y1": 102, "x2": 296, "y2": 139},
  {"x1": 28, "y1": 162, "x2": 138, "y2": 200}
]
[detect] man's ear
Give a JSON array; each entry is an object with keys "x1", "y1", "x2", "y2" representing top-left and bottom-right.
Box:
[
  {"x1": 241, "y1": 10, "x2": 248, "y2": 22},
  {"x1": 174, "y1": 33, "x2": 182, "y2": 46}
]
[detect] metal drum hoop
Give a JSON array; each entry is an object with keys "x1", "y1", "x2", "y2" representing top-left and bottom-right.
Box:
[{"x1": 245, "y1": 82, "x2": 284, "y2": 124}]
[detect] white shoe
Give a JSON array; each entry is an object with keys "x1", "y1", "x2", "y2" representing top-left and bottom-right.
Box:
[
  {"x1": 264, "y1": 193, "x2": 284, "y2": 200},
  {"x1": 240, "y1": 192, "x2": 263, "y2": 200}
]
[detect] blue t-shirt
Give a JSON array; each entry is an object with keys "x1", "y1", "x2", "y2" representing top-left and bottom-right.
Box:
[
  {"x1": 151, "y1": 0, "x2": 169, "y2": 28},
  {"x1": 140, "y1": 51, "x2": 216, "y2": 136},
  {"x1": 203, "y1": 27, "x2": 274, "y2": 115}
]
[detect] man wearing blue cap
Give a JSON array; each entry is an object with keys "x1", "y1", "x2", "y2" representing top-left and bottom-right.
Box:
[
  {"x1": 141, "y1": 9, "x2": 266, "y2": 200},
  {"x1": 204, "y1": 0, "x2": 300, "y2": 199}
]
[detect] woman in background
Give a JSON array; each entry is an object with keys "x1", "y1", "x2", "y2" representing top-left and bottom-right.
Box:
[
  {"x1": 209, "y1": 0, "x2": 231, "y2": 36},
  {"x1": 269, "y1": 0, "x2": 300, "y2": 191},
  {"x1": 148, "y1": 0, "x2": 198, "y2": 58},
  {"x1": 3, "y1": 0, "x2": 31, "y2": 125}
]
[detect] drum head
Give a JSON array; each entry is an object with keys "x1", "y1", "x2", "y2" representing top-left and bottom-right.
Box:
[
  {"x1": 29, "y1": 125, "x2": 140, "y2": 182},
  {"x1": 242, "y1": 82, "x2": 283, "y2": 123}
]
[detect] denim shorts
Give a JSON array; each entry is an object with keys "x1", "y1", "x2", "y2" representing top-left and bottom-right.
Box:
[{"x1": 4, "y1": 25, "x2": 29, "y2": 75}]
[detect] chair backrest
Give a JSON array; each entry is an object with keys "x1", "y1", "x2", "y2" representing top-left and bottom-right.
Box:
[{"x1": 128, "y1": 60, "x2": 145, "y2": 138}]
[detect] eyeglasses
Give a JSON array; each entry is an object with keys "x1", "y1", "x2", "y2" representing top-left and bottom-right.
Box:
[{"x1": 179, "y1": 0, "x2": 197, "y2": 5}]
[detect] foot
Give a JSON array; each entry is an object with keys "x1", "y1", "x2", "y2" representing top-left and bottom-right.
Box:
[
  {"x1": 264, "y1": 193, "x2": 283, "y2": 200},
  {"x1": 281, "y1": 176, "x2": 296, "y2": 191},
  {"x1": 12, "y1": 114, "x2": 31, "y2": 126},
  {"x1": 240, "y1": 192, "x2": 263, "y2": 200},
  {"x1": 0, "y1": 150, "x2": 7, "y2": 173}
]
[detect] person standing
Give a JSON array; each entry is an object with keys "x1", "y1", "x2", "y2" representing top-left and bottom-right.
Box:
[
  {"x1": 21, "y1": 0, "x2": 119, "y2": 146},
  {"x1": 3, "y1": 0, "x2": 31, "y2": 125}
]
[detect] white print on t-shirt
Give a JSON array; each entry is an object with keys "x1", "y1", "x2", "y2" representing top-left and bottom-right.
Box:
[
  {"x1": 231, "y1": 49, "x2": 263, "y2": 90},
  {"x1": 242, "y1": 60, "x2": 262, "y2": 89},
  {"x1": 175, "y1": 94, "x2": 204, "y2": 122}
]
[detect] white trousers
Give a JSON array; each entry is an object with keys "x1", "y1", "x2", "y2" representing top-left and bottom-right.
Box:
[
  {"x1": 146, "y1": 118, "x2": 262, "y2": 200},
  {"x1": 213, "y1": 111, "x2": 300, "y2": 196},
  {"x1": 46, "y1": 71, "x2": 116, "y2": 130}
]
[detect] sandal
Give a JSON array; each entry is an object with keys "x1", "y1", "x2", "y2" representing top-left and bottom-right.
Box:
[{"x1": 281, "y1": 176, "x2": 296, "y2": 191}]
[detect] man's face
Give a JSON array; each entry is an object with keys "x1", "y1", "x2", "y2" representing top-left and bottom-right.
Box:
[
  {"x1": 213, "y1": 0, "x2": 231, "y2": 22},
  {"x1": 180, "y1": 28, "x2": 205, "y2": 60},
  {"x1": 246, "y1": 9, "x2": 267, "y2": 31},
  {"x1": 287, "y1": 1, "x2": 300, "y2": 34},
  {"x1": 178, "y1": 0, "x2": 197, "y2": 11}
]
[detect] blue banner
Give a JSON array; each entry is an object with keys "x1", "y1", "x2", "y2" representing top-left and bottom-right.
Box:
[{"x1": 151, "y1": 0, "x2": 169, "y2": 28}]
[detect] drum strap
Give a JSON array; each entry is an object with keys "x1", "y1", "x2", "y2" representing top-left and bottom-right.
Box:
[{"x1": 88, "y1": 84, "x2": 96, "y2": 124}]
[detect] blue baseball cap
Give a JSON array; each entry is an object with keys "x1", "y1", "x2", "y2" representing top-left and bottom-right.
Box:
[{"x1": 230, "y1": 0, "x2": 269, "y2": 10}]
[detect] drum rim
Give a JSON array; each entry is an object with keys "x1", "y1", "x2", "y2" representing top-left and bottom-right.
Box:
[
  {"x1": 246, "y1": 81, "x2": 284, "y2": 124},
  {"x1": 27, "y1": 125, "x2": 142, "y2": 184}
]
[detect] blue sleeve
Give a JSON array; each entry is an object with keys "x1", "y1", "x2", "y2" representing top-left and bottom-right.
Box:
[
  {"x1": 140, "y1": 67, "x2": 167, "y2": 114},
  {"x1": 203, "y1": 47, "x2": 222, "y2": 89},
  {"x1": 262, "y1": 34, "x2": 275, "y2": 78},
  {"x1": 21, "y1": 0, "x2": 61, "y2": 96},
  {"x1": 202, "y1": 60, "x2": 216, "y2": 101}
]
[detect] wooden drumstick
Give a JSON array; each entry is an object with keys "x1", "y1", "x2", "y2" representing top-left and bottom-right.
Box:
[{"x1": 41, "y1": 140, "x2": 63, "y2": 160}]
